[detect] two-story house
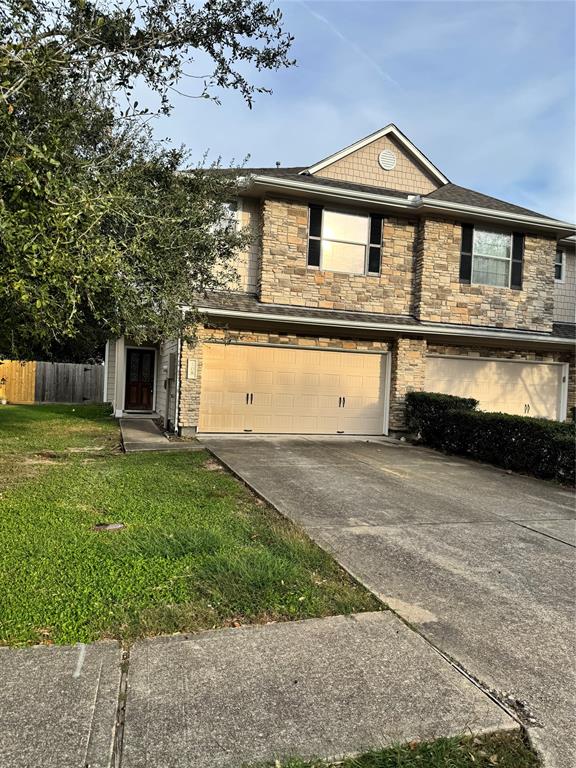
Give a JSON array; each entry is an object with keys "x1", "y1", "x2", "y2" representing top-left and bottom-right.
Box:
[{"x1": 104, "y1": 124, "x2": 576, "y2": 436}]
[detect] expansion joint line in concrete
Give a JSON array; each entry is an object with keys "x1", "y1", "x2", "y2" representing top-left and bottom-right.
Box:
[{"x1": 111, "y1": 649, "x2": 130, "y2": 768}]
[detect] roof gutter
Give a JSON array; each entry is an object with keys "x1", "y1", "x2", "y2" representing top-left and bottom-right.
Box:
[
  {"x1": 197, "y1": 306, "x2": 573, "y2": 347},
  {"x1": 250, "y1": 174, "x2": 414, "y2": 212},
  {"x1": 419, "y1": 198, "x2": 574, "y2": 232},
  {"x1": 248, "y1": 175, "x2": 575, "y2": 235}
]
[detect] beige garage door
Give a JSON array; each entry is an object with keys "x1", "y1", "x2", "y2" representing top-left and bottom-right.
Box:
[
  {"x1": 425, "y1": 356, "x2": 565, "y2": 419},
  {"x1": 198, "y1": 344, "x2": 388, "y2": 434}
]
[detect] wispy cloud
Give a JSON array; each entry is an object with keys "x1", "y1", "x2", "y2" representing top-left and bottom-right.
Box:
[
  {"x1": 297, "y1": 1, "x2": 401, "y2": 88},
  {"x1": 139, "y1": 0, "x2": 574, "y2": 220}
]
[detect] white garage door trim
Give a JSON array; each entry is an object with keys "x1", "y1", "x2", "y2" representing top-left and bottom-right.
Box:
[
  {"x1": 425, "y1": 354, "x2": 569, "y2": 421},
  {"x1": 199, "y1": 342, "x2": 391, "y2": 435}
]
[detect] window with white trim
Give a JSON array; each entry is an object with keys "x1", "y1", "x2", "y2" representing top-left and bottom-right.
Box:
[
  {"x1": 307, "y1": 207, "x2": 382, "y2": 275},
  {"x1": 210, "y1": 199, "x2": 240, "y2": 235},
  {"x1": 471, "y1": 229, "x2": 512, "y2": 288},
  {"x1": 555, "y1": 249, "x2": 564, "y2": 282},
  {"x1": 221, "y1": 200, "x2": 239, "y2": 230}
]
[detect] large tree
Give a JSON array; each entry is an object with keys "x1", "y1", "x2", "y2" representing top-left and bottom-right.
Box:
[{"x1": 0, "y1": 0, "x2": 293, "y2": 359}]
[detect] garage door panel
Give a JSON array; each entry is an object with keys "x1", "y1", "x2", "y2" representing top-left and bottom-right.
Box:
[
  {"x1": 199, "y1": 344, "x2": 387, "y2": 434},
  {"x1": 425, "y1": 356, "x2": 562, "y2": 420}
]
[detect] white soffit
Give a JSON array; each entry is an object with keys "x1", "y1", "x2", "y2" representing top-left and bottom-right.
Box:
[{"x1": 302, "y1": 124, "x2": 450, "y2": 185}]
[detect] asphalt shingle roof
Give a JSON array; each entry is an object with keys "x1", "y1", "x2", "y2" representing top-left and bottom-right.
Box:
[
  {"x1": 198, "y1": 293, "x2": 574, "y2": 341},
  {"x1": 197, "y1": 292, "x2": 418, "y2": 326},
  {"x1": 425, "y1": 183, "x2": 550, "y2": 219},
  {"x1": 246, "y1": 168, "x2": 562, "y2": 223},
  {"x1": 269, "y1": 173, "x2": 416, "y2": 199},
  {"x1": 552, "y1": 322, "x2": 576, "y2": 340}
]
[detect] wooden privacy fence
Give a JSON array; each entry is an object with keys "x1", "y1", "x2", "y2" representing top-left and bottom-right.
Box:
[{"x1": 0, "y1": 360, "x2": 104, "y2": 404}]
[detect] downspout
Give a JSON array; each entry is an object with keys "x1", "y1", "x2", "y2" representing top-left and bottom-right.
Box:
[
  {"x1": 174, "y1": 335, "x2": 182, "y2": 434},
  {"x1": 103, "y1": 341, "x2": 109, "y2": 404}
]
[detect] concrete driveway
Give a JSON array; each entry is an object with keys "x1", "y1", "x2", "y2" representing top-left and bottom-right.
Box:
[{"x1": 202, "y1": 436, "x2": 576, "y2": 768}]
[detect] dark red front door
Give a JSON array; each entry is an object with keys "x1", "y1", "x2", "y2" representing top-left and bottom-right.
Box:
[{"x1": 125, "y1": 349, "x2": 155, "y2": 410}]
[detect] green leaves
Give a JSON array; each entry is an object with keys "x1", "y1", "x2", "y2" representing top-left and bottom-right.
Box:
[{"x1": 0, "y1": 0, "x2": 293, "y2": 359}]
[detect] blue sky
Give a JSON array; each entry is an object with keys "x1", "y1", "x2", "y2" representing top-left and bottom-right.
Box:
[{"x1": 140, "y1": 1, "x2": 575, "y2": 221}]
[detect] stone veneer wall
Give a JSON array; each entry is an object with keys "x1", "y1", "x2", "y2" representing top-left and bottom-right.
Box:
[
  {"x1": 259, "y1": 201, "x2": 557, "y2": 334},
  {"x1": 415, "y1": 217, "x2": 556, "y2": 332},
  {"x1": 178, "y1": 327, "x2": 391, "y2": 433},
  {"x1": 388, "y1": 338, "x2": 427, "y2": 431},
  {"x1": 314, "y1": 134, "x2": 439, "y2": 195},
  {"x1": 259, "y1": 198, "x2": 417, "y2": 314}
]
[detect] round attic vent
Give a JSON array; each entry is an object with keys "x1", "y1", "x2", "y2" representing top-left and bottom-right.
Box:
[{"x1": 378, "y1": 149, "x2": 397, "y2": 171}]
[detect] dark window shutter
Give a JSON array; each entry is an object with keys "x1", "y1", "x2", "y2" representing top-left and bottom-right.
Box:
[
  {"x1": 369, "y1": 215, "x2": 383, "y2": 246},
  {"x1": 368, "y1": 247, "x2": 381, "y2": 275},
  {"x1": 368, "y1": 214, "x2": 383, "y2": 274},
  {"x1": 511, "y1": 232, "x2": 524, "y2": 290},
  {"x1": 460, "y1": 224, "x2": 473, "y2": 283},
  {"x1": 307, "y1": 205, "x2": 323, "y2": 266},
  {"x1": 308, "y1": 205, "x2": 322, "y2": 238},
  {"x1": 307, "y1": 238, "x2": 320, "y2": 268}
]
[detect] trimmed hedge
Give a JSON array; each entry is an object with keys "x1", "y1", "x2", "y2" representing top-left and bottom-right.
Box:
[{"x1": 405, "y1": 391, "x2": 575, "y2": 486}]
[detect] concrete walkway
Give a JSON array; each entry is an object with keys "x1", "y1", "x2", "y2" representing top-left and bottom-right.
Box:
[
  {"x1": 0, "y1": 642, "x2": 121, "y2": 768},
  {"x1": 203, "y1": 435, "x2": 576, "y2": 768},
  {"x1": 119, "y1": 418, "x2": 202, "y2": 452},
  {"x1": 122, "y1": 613, "x2": 516, "y2": 768},
  {"x1": 0, "y1": 613, "x2": 518, "y2": 768}
]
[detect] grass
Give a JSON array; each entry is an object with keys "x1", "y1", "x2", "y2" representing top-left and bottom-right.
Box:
[
  {"x1": 0, "y1": 405, "x2": 380, "y2": 646},
  {"x1": 251, "y1": 732, "x2": 539, "y2": 768}
]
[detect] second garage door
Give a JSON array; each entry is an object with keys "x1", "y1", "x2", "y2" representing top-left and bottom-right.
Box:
[
  {"x1": 198, "y1": 344, "x2": 388, "y2": 434},
  {"x1": 424, "y1": 355, "x2": 565, "y2": 419}
]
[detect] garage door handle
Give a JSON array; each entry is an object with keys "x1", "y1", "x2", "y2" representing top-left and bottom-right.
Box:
[
  {"x1": 250, "y1": 393, "x2": 254, "y2": 405},
  {"x1": 338, "y1": 396, "x2": 342, "y2": 407},
  {"x1": 342, "y1": 396, "x2": 346, "y2": 407}
]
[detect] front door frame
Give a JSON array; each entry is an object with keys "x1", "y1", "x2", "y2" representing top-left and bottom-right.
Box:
[{"x1": 124, "y1": 346, "x2": 158, "y2": 412}]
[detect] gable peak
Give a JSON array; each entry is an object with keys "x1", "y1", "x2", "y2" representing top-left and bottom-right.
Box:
[{"x1": 302, "y1": 124, "x2": 449, "y2": 187}]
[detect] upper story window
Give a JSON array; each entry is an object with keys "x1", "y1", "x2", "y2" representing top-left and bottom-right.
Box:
[
  {"x1": 472, "y1": 229, "x2": 512, "y2": 287},
  {"x1": 210, "y1": 199, "x2": 240, "y2": 236},
  {"x1": 460, "y1": 224, "x2": 524, "y2": 290},
  {"x1": 555, "y1": 249, "x2": 564, "y2": 282},
  {"x1": 307, "y1": 205, "x2": 383, "y2": 275},
  {"x1": 221, "y1": 200, "x2": 239, "y2": 230}
]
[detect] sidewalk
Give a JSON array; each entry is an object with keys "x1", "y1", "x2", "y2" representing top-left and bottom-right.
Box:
[
  {"x1": 0, "y1": 613, "x2": 517, "y2": 768},
  {"x1": 0, "y1": 641, "x2": 120, "y2": 768},
  {"x1": 119, "y1": 418, "x2": 203, "y2": 452}
]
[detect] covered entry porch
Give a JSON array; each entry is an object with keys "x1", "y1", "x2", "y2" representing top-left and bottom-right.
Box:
[{"x1": 104, "y1": 336, "x2": 178, "y2": 427}]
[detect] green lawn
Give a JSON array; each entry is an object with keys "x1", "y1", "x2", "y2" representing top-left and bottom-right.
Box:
[
  {"x1": 0, "y1": 405, "x2": 380, "y2": 646},
  {"x1": 253, "y1": 732, "x2": 538, "y2": 768}
]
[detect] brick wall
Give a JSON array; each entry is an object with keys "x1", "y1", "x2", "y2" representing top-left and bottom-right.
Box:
[
  {"x1": 259, "y1": 198, "x2": 417, "y2": 314},
  {"x1": 314, "y1": 134, "x2": 439, "y2": 195},
  {"x1": 415, "y1": 217, "x2": 556, "y2": 332}
]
